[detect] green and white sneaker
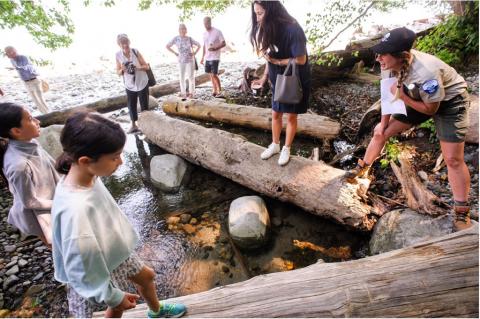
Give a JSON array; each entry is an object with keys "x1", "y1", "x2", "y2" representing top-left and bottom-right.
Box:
[{"x1": 147, "y1": 301, "x2": 187, "y2": 318}]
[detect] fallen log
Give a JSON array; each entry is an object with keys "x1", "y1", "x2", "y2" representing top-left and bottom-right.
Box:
[
  {"x1": 36, "y1": 71, "x2": 223, "y2": 127},
  {"x1": 390, "y1": 149, "x2": 446, "y2": 215},
  {"x1": 139, "y1": 112, "x2": 374, "y2": 231},
  {"x1": 96, "y1": 225, "x2": 479, "y2": 318},
  {"x1": 162, "y1": 98, "x2": 341, "y2": 140}
]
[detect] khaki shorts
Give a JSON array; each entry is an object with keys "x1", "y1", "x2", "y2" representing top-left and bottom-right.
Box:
[{"x1": 393, "y1": 91, "x2": 470, "y2": 143}]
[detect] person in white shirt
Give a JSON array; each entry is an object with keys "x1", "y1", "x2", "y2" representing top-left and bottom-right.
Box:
[
  {"x1": 166, "y1": 24, "x2": 201, "y2": 99},
  {"x1": 200, "y1": 17, "x2": 226, "y2": 97},
  {"x1": 52, "y1": 112, "x2": 187, "y2": 318}
]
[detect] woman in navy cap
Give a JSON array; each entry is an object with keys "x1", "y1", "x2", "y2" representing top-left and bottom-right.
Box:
[{"x1": 346, "y1": 27, "x2": 472, "y2": 230}]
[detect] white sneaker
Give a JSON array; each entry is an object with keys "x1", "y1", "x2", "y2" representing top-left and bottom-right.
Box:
[
  {"x1": 261, "y1": 143, "x2": 280, "y2": 160},
  {"x1": 278, "y1": 146, "x2": 290, "y2": 166}
]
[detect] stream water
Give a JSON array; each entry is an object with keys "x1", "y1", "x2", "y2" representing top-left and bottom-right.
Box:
[{"x1": 103, "y1": 121, "x2": 369, "y2": 301}]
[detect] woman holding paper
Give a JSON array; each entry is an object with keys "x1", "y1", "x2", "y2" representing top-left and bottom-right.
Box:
[{"x1": 346, "y1": 27, "x2": 471, "y2": 230}]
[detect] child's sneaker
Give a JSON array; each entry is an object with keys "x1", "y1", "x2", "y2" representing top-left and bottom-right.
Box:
[{"x1": 147, "y1": 301, "x2": 187, "y2": 318}]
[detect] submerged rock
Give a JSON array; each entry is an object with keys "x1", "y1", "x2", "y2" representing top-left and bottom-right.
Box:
[
  {"x1": 369, "y1": 208, "x2": 454, "y2": 255},
  {"x1": 228, "y1": 196, "x2": 270, "y2": 249},
  {"x1": 150, "y1": 154, "x2": 189, "y2": 193}
]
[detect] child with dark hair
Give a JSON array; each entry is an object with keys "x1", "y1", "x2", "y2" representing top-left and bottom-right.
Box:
[
  {"x1": 52, "y1": 112, "x2": 186, "y2": 318},
  {"x1": 0, "y1": 102, "x2": 59, "y2": 246}
]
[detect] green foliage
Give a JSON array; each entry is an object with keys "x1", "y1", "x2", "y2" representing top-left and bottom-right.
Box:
[
  {"x1": 416, "y1": 1, "x2": 479, "y2": 66},
  {"x1": 0, "y1": 0, "x2": 75, "y2": 50},
  {"x1": 380, "y1": 137, "x2": 401, "y2": 169},
  {"x1": 418, "y1": 118, "x2": 437, "y2": 142},
  {"x1": 137, "y1": 0, "x2": 250, "y2": 20}
]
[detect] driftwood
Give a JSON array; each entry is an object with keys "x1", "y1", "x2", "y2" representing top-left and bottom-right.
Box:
[
  {"x1": 95, "y1": 225, "x2": 479, "y2": 318},
  {"x1": 36, "y1": 71, "x2": 223, "y2": 127},
  {"x1": 162, "y1": 98, "x2": 341, "y2": 140},
  {"x1": 310, "y1": 27, "x2": 435, "y2": 82},
  {"x1": 138, "y1": 112, "x2": 374, "y2": 231},
  {"x1": 390, "y1": 149, "x2": 445, "y2": 215}
]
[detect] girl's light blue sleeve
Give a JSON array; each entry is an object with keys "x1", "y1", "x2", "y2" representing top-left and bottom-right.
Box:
[{"x1": 60, "y1": 212, "x2": 124, "y2": 307}]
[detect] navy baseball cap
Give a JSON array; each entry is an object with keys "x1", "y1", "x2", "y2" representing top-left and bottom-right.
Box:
[{"x1": 371, "y1": 27, "x2": 416, "y2": 54}]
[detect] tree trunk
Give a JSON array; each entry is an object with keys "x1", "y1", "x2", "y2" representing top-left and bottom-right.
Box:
[
  {"x1": 95, "y1": 225, "x2": 479, "y2": 318},
  {"x1": 162, "y1": 98, "x2": 341, "y2": 140},
  {"x1": 36, "y1": 71, "x2": 223, "y2": 127},
  {"x1": 138, "y1": 112, "x2": 374, "y2": 231}
]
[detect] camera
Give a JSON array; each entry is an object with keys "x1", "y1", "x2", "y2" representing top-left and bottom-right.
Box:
[{"x1": 123, "y1": 61, "x2": 136, "y2": 75}]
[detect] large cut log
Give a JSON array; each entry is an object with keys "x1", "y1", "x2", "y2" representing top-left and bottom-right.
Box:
[
  {"x1": 162, "y1": 98, "x2": 341, "y2": 140},
  {"x1": 139, "y1": 112, "x2": 374, "y2": 231},
  {"x1": 36, "y1": 71, "x2": 223, "y2": 127},
  {"x1": 95, "y1": 225, "x2": 479, "y2": 318}
]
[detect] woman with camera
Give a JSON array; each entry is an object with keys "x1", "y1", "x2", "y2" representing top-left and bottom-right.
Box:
[
  {"x1": 249, "y1": 0, "x2": 311, "y2": 166},
  {"x1": 115, "y1": 34, "x2": 150, "y2": 133}
]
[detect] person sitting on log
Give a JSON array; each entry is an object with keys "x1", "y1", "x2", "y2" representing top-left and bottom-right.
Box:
[
  {"x1": 345, "y1": 27, "x2": 472, "y2": 231},
  {"x1": 249, "y1": 0, "x2": 311, "y2": 166}
]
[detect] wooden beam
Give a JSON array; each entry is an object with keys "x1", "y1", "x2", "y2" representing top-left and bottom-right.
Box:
[
  {"x1": 95, "y1": 225, "x2": 479, "y2": 318},
  {"x1": 36, "y1": 71, "x2": 223, "y2": 127},
  {"x1": 162, "y1": 98, "x2": 341, "y2": 140}
]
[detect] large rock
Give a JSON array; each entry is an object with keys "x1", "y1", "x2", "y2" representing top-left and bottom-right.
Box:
[
  {"x1": 37, "y1": 124, "x2": 64, "y2": 160},
  {"x1": 369, "y1": 208, "x2": 454, "y2": 255},
  {"x1": 150, "y1": 154, "x2": 189, "y2": 192},
  {"x1": 466, "y1": 94, "x2": 478, "y2": 144},
  {"x1": 228, "y1": 196, "x2": 270, "y2": 249}
]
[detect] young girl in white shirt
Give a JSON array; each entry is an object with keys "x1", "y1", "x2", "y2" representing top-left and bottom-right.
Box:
[{"x1": 52, "y1": 112, "x2": 186, "y2": 318}]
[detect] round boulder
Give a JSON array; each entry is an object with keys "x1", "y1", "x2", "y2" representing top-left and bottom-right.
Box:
[
  {"x1": 37, "y1": 124, "x2": 64, "y2": 160},
  {"x1": 150, "y1": 154, "x2": 189, "y2": 192},
  {"x1": 228, "y1": 196, "x2": 270, "y2": 249},
  {"x1": 369, "y1": 208, "x2": 454, "y2": 255}
]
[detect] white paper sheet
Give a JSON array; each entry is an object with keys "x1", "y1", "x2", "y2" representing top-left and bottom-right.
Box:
[{"x1": 380, "y1": 77, "x2": 407, "y2": 115}]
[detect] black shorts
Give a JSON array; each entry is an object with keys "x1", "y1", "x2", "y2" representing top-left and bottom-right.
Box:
[
  {"x1": 393, "y1": 91, "x2": 470, "y2": 143},
  {"x1": 205, "y1": 60, "x2": 220, "y2": 74}
]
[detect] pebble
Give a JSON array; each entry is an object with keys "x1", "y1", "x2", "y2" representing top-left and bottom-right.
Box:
[
  {"x1": 182, "y1": 224, "x2": 196, "y2": 235},
  {"x1": 418, "y1": 171, "x2": 428, "y2": 181},
  {"x1": 6, "y1": 265, "x2": 19, "y2": 276},
  {"x1": 3, "y1": 275, "x2": 19, "y2": 290},
  {"x1": 5, "y1": 260, "x2": 17, "y2": 268},
  {"x1": 4, "y1": 244, "x2": 16, "y2": 253},
  {"x1": 32, "y1": 272, "x2": 44, "y2": 281},
  {"x1": 166, "y1": 216, "x2": 180, "y2": 225},
  {"x1": 18, "y1": 259, "x2": 28, "y2": 268},
  {"x1": 180, "y1": 213, "x2": 192, "y2": 224}
]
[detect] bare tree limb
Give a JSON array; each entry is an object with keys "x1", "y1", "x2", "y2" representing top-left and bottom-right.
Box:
[{"x1": 322, "y1": 2, "x2": 375, "y2": 51}]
